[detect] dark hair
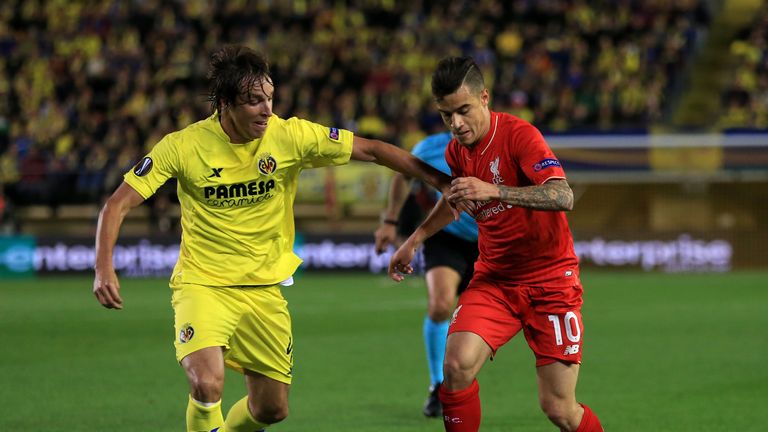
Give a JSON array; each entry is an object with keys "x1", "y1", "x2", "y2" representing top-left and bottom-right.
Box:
[
  {"x1": 206, "y1": 45, "x2": 272, "y2": 113},
  {"x1": 431, "y1": 56, "x2": 484, "y2": 100}
]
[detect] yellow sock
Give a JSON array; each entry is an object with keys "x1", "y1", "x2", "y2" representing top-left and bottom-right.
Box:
[
  {"x1": 224, "y1": 396, "x2": 269, "y2": 432},
  {"x1": 186, "y1": 395, "x2": 224, "y2": 432}
]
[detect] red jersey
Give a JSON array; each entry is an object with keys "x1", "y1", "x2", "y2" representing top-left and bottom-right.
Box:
[{"x1": 445, "y1": 111, "x2": 579, "y2": 286}]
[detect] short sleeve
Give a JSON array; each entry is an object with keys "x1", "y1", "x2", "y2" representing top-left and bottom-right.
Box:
[
  {"x1": 514, "y1": 124, "x2": 566, "y2": 185},
  {"x1": 123, "y1": 134, "x2": 180, "y2": 199},
  {"x1": 286, "y1": 118, "x2": 353, "y2": 168}
]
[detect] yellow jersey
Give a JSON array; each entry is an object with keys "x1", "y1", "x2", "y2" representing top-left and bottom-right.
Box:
[{"x1": 124, "y1": 113, "x2": 353, "y2": 286}]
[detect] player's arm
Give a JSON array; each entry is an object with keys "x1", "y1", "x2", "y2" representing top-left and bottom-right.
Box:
[
  {"x1": 448, "y1": 177, "x2": 573, "y2": 211},
  {"x1": 93, "y1": 182, "x2": 146, "y2": 310},
  {"x1": 374, "y1": 172, "x2": 412, "y2": 254},
  {"x1": 351, "y1": 136, "x2": 452, "y2": 198},
  {"x1": 388, "y1": 196, "x2": 455, "y2": 282}
]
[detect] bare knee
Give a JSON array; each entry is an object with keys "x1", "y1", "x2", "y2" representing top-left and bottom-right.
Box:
[
  {"x1": 442, "y1": 333, "x2": 490, "y2": 390},
  {"x1": 249, "y1": 399, "x2": 289, "y2": 424},
  {"x1": 182, "y1": 347, "x2": 225, "y2": 402},
  {"x1": 443, "y1": 352, "x2": 478, "y2": 389},
  {"x1": 428, "y1": 299, "x2": 453, "y2": 322},
  {"x1": 187, "y1": 372, "x2": 224, "y2": 402}
]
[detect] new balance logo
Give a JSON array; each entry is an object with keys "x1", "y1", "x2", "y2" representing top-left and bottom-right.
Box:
[
  {"x1": 450, "y1": 305, "x2": 463, "y2": 325},
  {"x1": 208, "y1": 168, "x2": 223, "y2": 177},
  {"x1": 444, "y1": 416, "x2": 463, "y2": 424},
  {"x1": 564, "y1": 345, "x2": 580, "y2": 355}
]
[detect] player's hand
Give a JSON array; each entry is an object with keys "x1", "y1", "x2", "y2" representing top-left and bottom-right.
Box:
[
  {"x1": 441, "y1": 183, "x2": 478, "y2": 219},
  {"x1": 388, "y1": 241, "x2": 417, "y2": 282},
  {"x1": 439, "y1": 184, "x2": 464, "y2": 221},
  {"x1": 93, "y1": 267, "x2": 124, "y2": 310},
  {"x1": 374, "y1": 223, "x2": 397, "y2": 254},
  {"x1": 453, "y1": 199, "x2": 477, "y2": 219},
  {"x1": 448, "y1": 177, "x2": 498, "y2": 202}
]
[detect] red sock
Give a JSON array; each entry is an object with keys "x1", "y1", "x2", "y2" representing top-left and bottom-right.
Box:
[
  {"x1": 576, "y1": 403, "x2": 604, "y2": 432},
  {"x1": 438, "y1": 379, "x2": 481, "y2": 432}
]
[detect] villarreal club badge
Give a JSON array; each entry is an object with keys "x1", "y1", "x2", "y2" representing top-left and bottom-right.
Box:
[
  {"x1": 179, "y1": 323, "x2": 195, "y2": 343},
  {"x1": 257, "y1": 153, "x2": 277, "y2": 175}
]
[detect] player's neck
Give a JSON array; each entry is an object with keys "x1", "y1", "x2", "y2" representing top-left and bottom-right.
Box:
[
  {"x1": 219, "y1": 113, "x2": 248, "y2": 144},
  {"x1": 470, "y1": 114, "x2": 492, "y2": 147}
]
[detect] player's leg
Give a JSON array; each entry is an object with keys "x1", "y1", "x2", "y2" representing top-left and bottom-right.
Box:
[
  {"x1": 422, "y1": 265, "x2": 462, "y2": 417},
  {"x1": 525, "y1": 284, "x2": 603, "y2": 431},
  {"x1": 439, "y1": 278, "x2": 521, "y2": 432},
  {"x1": 224, "y1": 284, "x2": 294, "y2": 430},
  {"x1": 439, "y1": 331, "x2": 491, "y2": 431},
  {"x1": 536, "y1": 362, "x2": 603, "y2": 431},
  {"x1": 421, "y1": 231, "x2": 478, "y2": 417},
  {"x1": 224, "y1": 372, "x2": 289, "y2": 431},
  {"x1": 173, "y1": 283, "x2": 242, "y2": 432},
  {"x1": 536, "y1": 361, "x2": 583, "y2": 430},
  {"x1": 442, "y1": 331, "x2": 491, "y2": 390},
  {"x1": 182, "y1": 347, "x2": 226, "y2": 431}
]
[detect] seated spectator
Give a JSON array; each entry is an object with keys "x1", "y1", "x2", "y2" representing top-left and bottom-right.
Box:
[{"x1": 0, "y1": 0, "x2": 712, "y2": 208}]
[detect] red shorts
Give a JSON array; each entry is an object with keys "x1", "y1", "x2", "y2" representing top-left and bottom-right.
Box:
[{"x1": 448, "y1": 274, "x2": 585, "y2": 366}]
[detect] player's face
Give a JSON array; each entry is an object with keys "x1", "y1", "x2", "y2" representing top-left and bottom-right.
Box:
[
  {"x1": 222, "y1": 78, "x2": 274, "y2": 143},
  {"x1": 436, "y1": 85, "x2": 491, "y2": 147}
]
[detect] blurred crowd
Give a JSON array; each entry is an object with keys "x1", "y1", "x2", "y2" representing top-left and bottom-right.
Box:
[
  {"x1": 719, "y1": 2, "x2": 768, "y2": 130},
  {"x1": 0, "y1": 0, "x2": 710, "y2": 215}
]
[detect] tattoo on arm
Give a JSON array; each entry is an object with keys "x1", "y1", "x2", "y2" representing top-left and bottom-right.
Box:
[{"x1": 497, "y1": 179, "x2": 574, "y2": 211}]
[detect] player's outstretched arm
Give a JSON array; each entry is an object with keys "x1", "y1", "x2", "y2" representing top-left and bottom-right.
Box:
[
  {"x1": 93, "y1": 182, "x2": 146, "y2": 310},
  {"x1": 388, "y1": 197, "x2": 455, "y2": 282},
  {"x1": 351, "y1": 136, "x2": 452, "y2": 196},
  {"x1": 449, "y1": 177, "x2": 573, "y2": 211},
  {"x1": 374, "y1": 172, "x2": 411, "y2": 254}
]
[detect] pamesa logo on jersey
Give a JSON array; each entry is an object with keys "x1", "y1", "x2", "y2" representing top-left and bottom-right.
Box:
[
  {"x1": 203, "y1": 179, "x2": 276, "y2": 208},
  {"x1": 257, "y1": 153, "x2": 277, "y2": 175},
  {"x1": 201, "y1": 153, "x2": 278, "y2": 208}
]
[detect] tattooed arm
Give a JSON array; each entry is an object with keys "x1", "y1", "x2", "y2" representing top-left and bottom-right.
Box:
[{"x1": 448, "y1": 177, "x2": 573, "y2": 211}]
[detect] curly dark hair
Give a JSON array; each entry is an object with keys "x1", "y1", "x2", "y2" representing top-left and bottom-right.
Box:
[
  {"x1": 431, "y1": 56, "x2": 484, "y2": 100},
  {"x1": 206, "y1": 45, "x2": 273, "y2": 113}
]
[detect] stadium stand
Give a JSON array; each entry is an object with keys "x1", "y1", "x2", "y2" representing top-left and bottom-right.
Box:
[
  {"x1": 718, "y1": 1, "x2": 768, "y2": 130},
  {"x1": 2, "y1": 0, "x2": 766, "y2": 241}
]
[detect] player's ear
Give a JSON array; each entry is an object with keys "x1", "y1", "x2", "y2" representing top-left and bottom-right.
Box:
[{"x1": 480, "y1": 88, "x2": 489, "y2": 107}]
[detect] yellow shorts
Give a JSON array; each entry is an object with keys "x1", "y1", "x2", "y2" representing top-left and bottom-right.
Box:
[{"x1": 171, "y1": 283, "x2": 293, "y2": 384}]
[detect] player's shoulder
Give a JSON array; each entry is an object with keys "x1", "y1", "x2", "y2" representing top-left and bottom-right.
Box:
[
  {"x1": 496, "y1": 111, "x2": 537, "y2": 131},
  {"x1": 268, "y1": 115, "x2": 322, "y2": 142},
  {"x1": 277, "y1": 115, "x2": 313, "y2": 131},
  {"x1": 173, "y1": 114, "x2": 220, "y2": 142},
  {"x1": 495, "y1": 111, "x2": 545, "y2": 145}
]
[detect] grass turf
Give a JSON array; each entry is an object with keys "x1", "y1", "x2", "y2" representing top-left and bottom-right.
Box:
[{"x1": 0, "y1": 271, "x2": 766, "y2": 431}]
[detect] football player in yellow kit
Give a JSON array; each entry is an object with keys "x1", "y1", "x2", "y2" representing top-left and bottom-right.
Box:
[{"x1": 92, "y1": 45, "x2": 456, "y2": 432}]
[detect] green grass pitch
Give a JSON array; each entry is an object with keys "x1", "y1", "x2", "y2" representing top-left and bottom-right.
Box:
[{"x1": 1, "y1": 271, "x2": 766, "y2": 431}]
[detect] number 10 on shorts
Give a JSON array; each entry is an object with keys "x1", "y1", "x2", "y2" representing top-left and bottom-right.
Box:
[{"x1": 547, "y1": 312, "x2": 581, "y2": 346}]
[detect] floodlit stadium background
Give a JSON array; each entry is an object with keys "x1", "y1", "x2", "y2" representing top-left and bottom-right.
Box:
[{"x1": 1, "y1": 0, "x2": 766, "y2": 275}]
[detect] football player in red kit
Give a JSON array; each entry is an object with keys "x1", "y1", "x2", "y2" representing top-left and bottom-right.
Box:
[{"x1": 389, "y1": 57, "x2": 604, "y2": 432}]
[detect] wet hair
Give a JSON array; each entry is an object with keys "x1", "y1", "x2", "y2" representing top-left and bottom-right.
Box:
[
  {"x1": 431, "y1": 56, "x2": 485, "y2": 100},
  {"x1": 206, "y1": 45, "x2": 272, "y2": 113}
]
